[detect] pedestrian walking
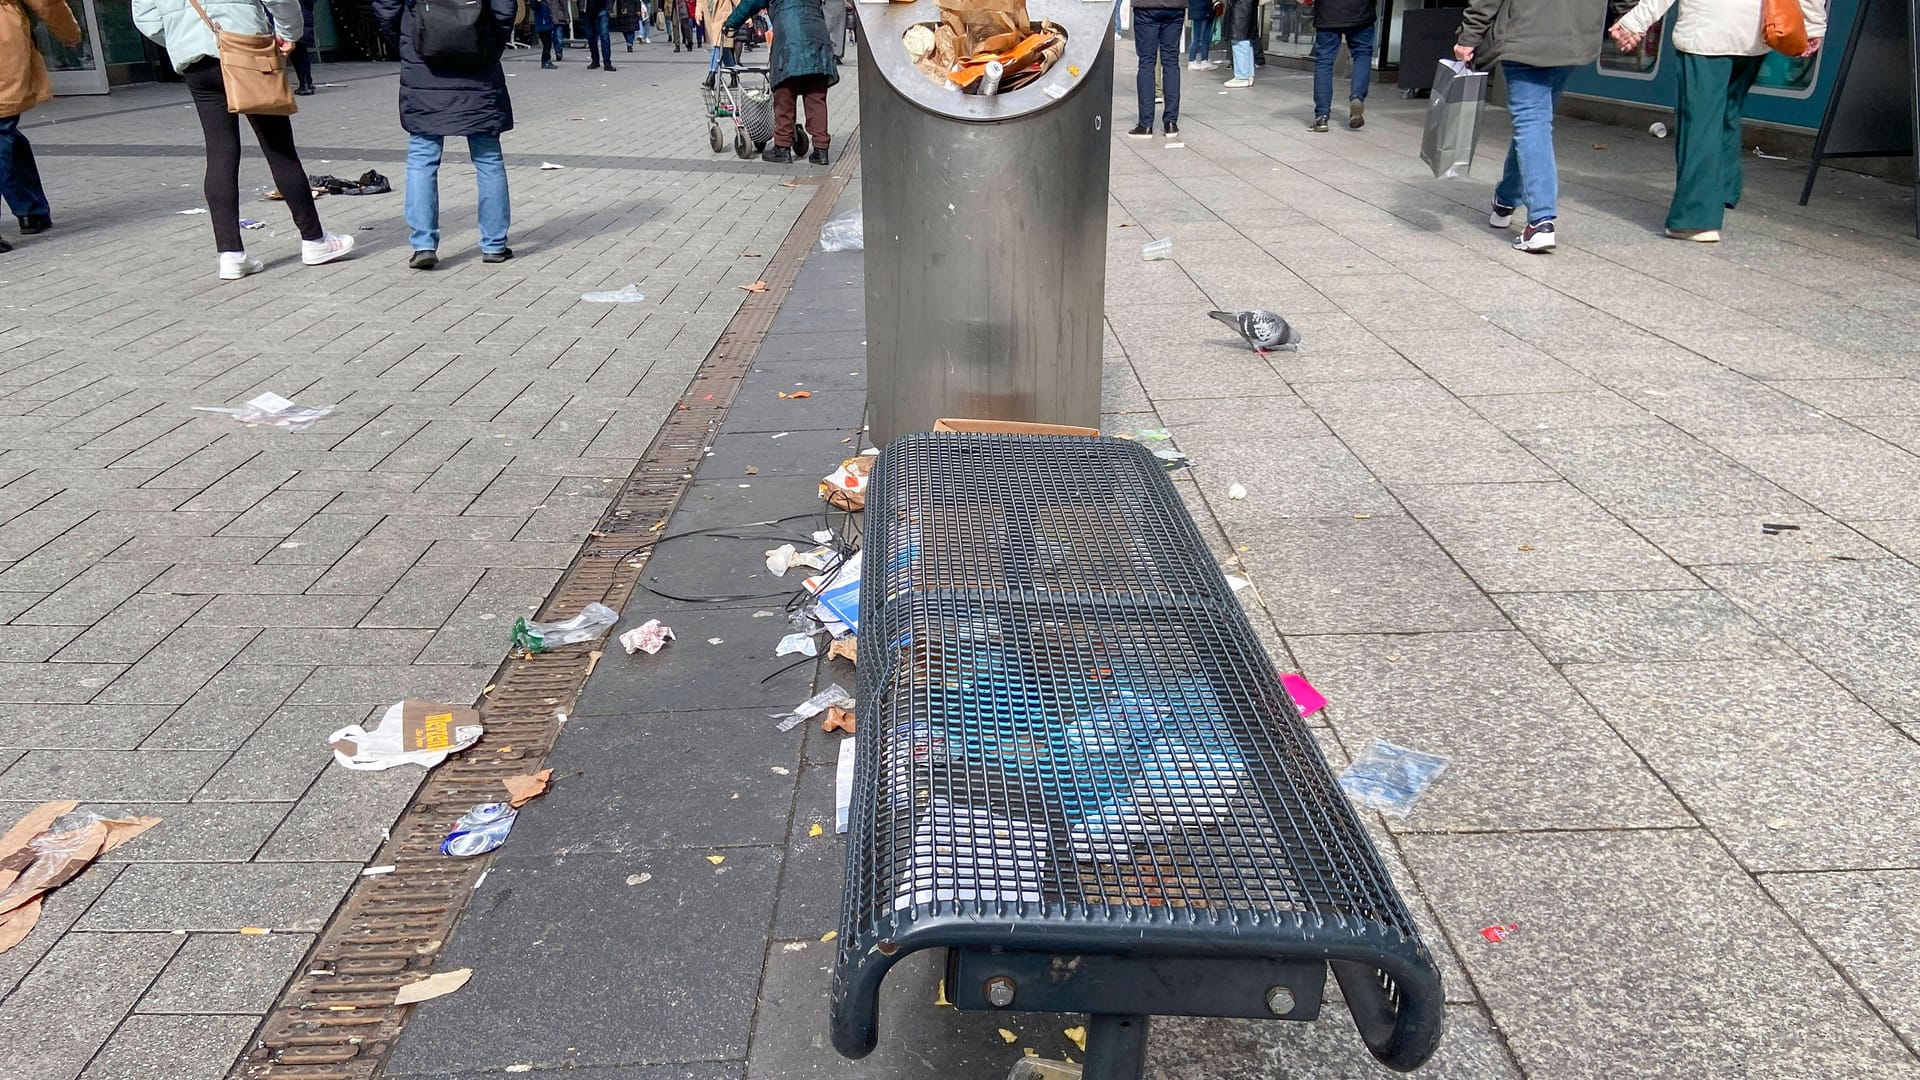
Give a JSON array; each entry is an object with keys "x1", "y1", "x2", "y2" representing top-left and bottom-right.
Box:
[
  {"x1": 371, "y1": 0, "x2": 516, "y2": 268},
  {"x1": 1608, "y1": 0, "x2": 1824, "y2": 241},
  {"x1": 0, "y1": 0, "x2": 81, "y2": 252},
  {"x1": 690, "y1": 0, "x2": 706, "y2": 46},
  {"x1": 613, "y1": 0, "x2": 645, "y2": 49},
  {"x1": 289, "y1": 0, "x2": 318, "y2": 93},
  {"x1": 584, "y1": 0, "x2": 616, "y2": 67},
  {"x1": 1128, "y1": 0, "x2": 1183, "y2": 136},
  {"x1": 701, "y1": 0, "x2": 737, "y2": 84},
  {"x1": 132, "y1": 0, "x2": 355, "y2": 279},
  {"x1": 1307, "y1": 0, "x2": 1374, "y2": 131},
  {"x1": 534, "y1": 0, "x2": 563, "y2": 64},
  {"x1": 671, "y1": 0, "x2": 695, "y2": 48},
  {"x1": 1454, "y1": 0, "x2": 1606, "y2": 252},
  {"x1": 1220, "y1": 0, "x2": 1255, "y2": 87},
  {"x1": 1185, "y1": 0, "x2": 1218, "y2": 69},
  {"x1": 724, "y1": 0, "x2": 835, "y2": 163}
]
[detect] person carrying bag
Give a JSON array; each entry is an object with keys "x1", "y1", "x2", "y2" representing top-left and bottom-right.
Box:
[
  {"x1": 133, "y1": 0, "x2": 355, "y2": 278},
  {"x1": 0, "y1": 0, "x2": 83, "y2": 251}
]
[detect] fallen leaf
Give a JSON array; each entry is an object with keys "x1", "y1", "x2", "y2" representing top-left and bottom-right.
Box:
[
  {"x1": 502, "y1": 769, "x2": 554, "y2": 808},
  {"x1": 820, "y1": 930, "x2": 837, "y2": 942},
  {"x1": 823, "y1": 705, "x2": 856, "y2": 734},
  {"x1": 706, "y1": 854, "x2": 726, "y2": 865},
  {"x1": 738, "y1": 280, "x2": 769, "y2": 293},
  {"x1": 394, "y1": 967, "x2": 473, "y2": 1005},
  {"x1": 1064, "y1": 1025, "x2": 1088, "y2": 1052},
  {"x1": 808, "y1": 823, "x2": 825, "y2": 837},
  {"x1": 999, "y1": 1028, "x2": 1019, "y2": 1044}
]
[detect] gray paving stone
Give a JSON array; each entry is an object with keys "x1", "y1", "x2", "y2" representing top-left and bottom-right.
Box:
[
  {"x1": 13, "y1": 562, "x2": 169, "y2": 626},
  {"x1": 76, "y1": 1013, "x2": 260, "y2": 1080},
  {"x1": 1774, "y1": 377, "x2": 1920, "y2": 417},
  {"x1": 0, "y1": 704, "x2": 170, "y2": 750},
  {"x1": 0, "y1": 931, "x2": 182, "y2": 1080},
  {"x1": 1496, "y1": 590, "x2": 1792, "y2": 663},
  {"x1": 1702, "y1": 427, "x2": 1920, "y2": 520},
  {"x1": 1148, "y1": 1006, "x2": 1520, "y2": 1079},
  {"x1": 1290, "y1": 632, "x2": 1687, "y2": 831},
  {"x1": 189, "y1": 593, "x2": 378, "y2": 628},
  {"x1": 0, "y1": 749, "x2": 227, "y2": 801},
  {"x1": 1461, "y1": 389, "x2": 1661, "y2": 432},
  {"x1": 81, "y1": 800, "x2": 289, "y2": 863},
  {"x1": 361, "y1": 563, "x2": 486, "y2": 629},
  {"x1": 78, "y1": 861, "x2": 361, "y2": 932},
  {"x1": 0, "y1": 861, "x2": 121, "y2": 1001},
  {"x1": 285, "y1": 663, "x2": 493, "y2": 707},
  {"x1": 94, "y1": 624, "x2": 261, "y2": 706},
  {"x1": 1701, "y1": 560, "x2": 1920, "y2": 728},
  {"x1": 138, "y1": 932, "x2": 314, "y2": 1015},
  {"x1": 1628, "y1": 513, "x2": 1895, "y2": 565},
  {"x1": 1517, "y1": 426, "x2": 1808, "y2": 518},
  {"x1": 140, "y1": 664, "x2": 314, "y2": 750},
  {"x1": 1296, "y1": 380, "x2": 1557, "y2": 485},
  {"x1": 1568, "y1": 659, "x2": 1920, "y2": 871},
  {"x1": 1396, "y1": 481, "x2": 1698, "y2": 593},
  {"x1": 1235, "y1": 518, "x2": 1509, "y2": 635},
  {"x1": 386, "y1": 849, "x2": 780, "y2": 1074},
  {"x1": 255, "y1": 763, "x2": 421, "y2": 862},
  {"x1": 1763, "y1": 870, "x2": 1920, "y2": 1048},
  {"x1": 1400, "y1": 830, "x2": 1914, "y2": 1079},
  {"x1": 194, "y1": 705, "x2": 369, "y2": 802}
]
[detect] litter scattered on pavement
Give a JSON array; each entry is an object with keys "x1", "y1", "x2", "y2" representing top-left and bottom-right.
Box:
[
  {"x1": 809, "y1": 823, "x2": 825, "y2": 838},
  {"x1": 1753, "y1": 146, "x2": 1789, "y2": 160},
  {"x1": 706, "y1": 854, "x2": 726, "y2": 865},
  {"x1": 776, "y1": 632, "x2": 819, "y2": 657},
  {"x1": 361, "y1": 865, "x2": 396, "y2": 876},
  {"x1": 1064, "y1": 1026, "x2": 1088, "y2": 1052},
  {"x1": 1338, "y1": 740, "x2": 1449, "y2": 817},
  {"x1": 540, "y1": 161, "x2": 566, "y2": 169},
  {"x1": 1227, "y1": 483, "x2": 1248, "y2": 500},
  {"x1": 999, "y1": 1028, "x2": 1019, "y2": 1044},
  {"x1": 765, "y1": 544, "x2": 837, "y2": 578},
  {"x1": 1480, "y1": 923, "x2": 1519, "y2": 943},
  {"x1": 441, "y1": 803, "x2": 518, "y2": 857},
  {"x1": 835, "y1": 738, "x2": 856, "y2": 833},
  {"x1": 776, "y1": 684, "x2": 854, "y2": 732},
  {"x1": 393, "y1": 968, "x2": 473, "y2": 1005},
  {"x1": 626, "y1": 872, "x2": 652, "y2": 885},
  {"x1": 0, "y1": 803, "x2": 160, "y2": 955},
  {"x1": 777, "y1": 390, "x2": 812, "y2": 399},
  {"x1": 194, "y1": 390, "x2": 335, "y2": 430},
  {"x1": 828, "y1": 637, "x2": 858, "y2": 664},
  {"x1": 330, "y1": 700, "x2": 483, "y2": 771},
  {"x1": 823, "y1": 705, "x2": 856, "y2": 734},
  {"x1": 1280, "y1": 673, "x2": 1326, "y2": 717},
  {"x1": 618, "y1": 619, "x2": 675, "y2": 655},
  {"x1": 1152, "y1": 447, "x2": 1190, "y2": 471},
  {"x1": 239, "y1": 218, "x2": 266, "y2": 229},
  {"x1": 512, "y1": 602, "x2": 618, "y2": 653},
  {"x1": 820, "y1": 456, "x2": 873, "y2": 511},
  {"x1": 580, "y1": 284, "x2": 647, "y2": 303},
  {"x1": 1141, "y1": 237, "x2": 1172, "y2": 261},
  {"x1": 803, "y1": 551, "x2": 862, "y2": 635},
  {"x1": 1761, "y1": 522, "x2": 1802, "y2": 535},
  {"x1": 738, "y1": 280, "x2": 769, "y2": 293},
  {"x1": 1223, "y1": 574, "x2": 1252, "y2": 593},
  {"x1": 1649, "y1": 121, "x2": 1669, "y2": 138},
  {"x1": 178, "y1": 207, "x2": 208, "y2": 214},
  {"x1": 819, "y1": 209, "x2": 863, "y2": 251},
  {"x1": 502, "y1": 769, "x2": 554, "y2": 808}
]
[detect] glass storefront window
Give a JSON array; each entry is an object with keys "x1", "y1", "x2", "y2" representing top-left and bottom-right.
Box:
[{"x1": 1598, "y1": 0, "x2": 1660, "y2": 75}]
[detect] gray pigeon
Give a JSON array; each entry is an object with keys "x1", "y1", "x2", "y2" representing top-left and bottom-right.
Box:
[{"x1": 1209, "y1": 309, "x2": 1302, "y2": 354}]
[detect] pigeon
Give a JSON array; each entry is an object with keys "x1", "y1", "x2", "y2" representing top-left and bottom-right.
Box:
[{"x1": 1209, "y1": 309, "x2": 1302, "y2": 354}]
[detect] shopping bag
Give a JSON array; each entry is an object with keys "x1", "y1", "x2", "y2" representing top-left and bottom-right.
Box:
[{"x1": 1421, "y1": 59, "x2": 1488, "y2": 180}]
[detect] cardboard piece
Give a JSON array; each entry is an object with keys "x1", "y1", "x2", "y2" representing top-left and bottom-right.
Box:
[
  {"x1": 823, "y1": 705, "x2": 856, "y2": 734},
  {"x1": 933, "y1": 418, "x2": 1100, "y2": 437},
  {"x1": 330, "y1": 700, "x2": 484, "y2": 771},
  {"x1": 502, "y1": 769, "x2": 554, "y2": 808},
  {"x1": 393, "y1": 967, "x2": 473, "y2": 1005},
  {"x1": 0, "y1": 803, "x2": 161, "y2": 955}
]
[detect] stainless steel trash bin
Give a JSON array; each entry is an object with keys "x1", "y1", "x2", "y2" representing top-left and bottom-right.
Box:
[{"x1": 853, "y1": 0, "x2": 1115, "y2": 446}]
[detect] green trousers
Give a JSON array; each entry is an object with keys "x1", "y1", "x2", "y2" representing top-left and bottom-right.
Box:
[{"x1": 1669, "y1": 52, "x2": 1767, "y2": 231}]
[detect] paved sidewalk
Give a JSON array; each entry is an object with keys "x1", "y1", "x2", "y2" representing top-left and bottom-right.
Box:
[{"x1": 0, "y1": 50, "x2": 831, "y2": 1080}]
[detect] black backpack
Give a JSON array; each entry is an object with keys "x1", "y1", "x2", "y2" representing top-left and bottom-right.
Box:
[{"x1": 415, "y1": 0, "x2": 497, "y2": 63}]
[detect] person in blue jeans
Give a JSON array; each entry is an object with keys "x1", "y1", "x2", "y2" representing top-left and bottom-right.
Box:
[
  {"x1": 1220, "y1": 0, "x2": 1255, "y2": 86},
  {"x1": 374, "y1": 0, "x2": 516, "y2": 268},
  {"x1": 1185, "y1": 0, "x2": 1217, "y2": 68},
  {"x1": 1454, "y1": 0, "x2": 1604, "y2": 252},
  {"x1": 1127, "y1": 0, "x2": 1184, "y2": 137},
  {"x1": 1306, "y1": 0, "x2": 1374, "y2": 131},
  {"x1": 585, "y1": 0, "x2": 617, "y2": 68}
]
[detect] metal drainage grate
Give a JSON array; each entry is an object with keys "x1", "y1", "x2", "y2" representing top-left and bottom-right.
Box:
[{"x1": 235, "y1": 141, "x2": 864, "y2": 1080}]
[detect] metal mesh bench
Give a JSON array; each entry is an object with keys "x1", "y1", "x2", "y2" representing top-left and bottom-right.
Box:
[{"x1": 832, "y1": 433, "x2": 1446, "y2": 1078}]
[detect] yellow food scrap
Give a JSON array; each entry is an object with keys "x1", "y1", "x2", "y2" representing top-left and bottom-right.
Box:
[
  {"x1": 820, "y1": 930, "x2": 838, "y2": 942},
  {"x1": 998, "y1": 1028, "x2": 1018, "y2": 1044},
  {"x1": 706, "y1": 855, "x2": 726, "y2": 865},
  {"x1": 1064, "y1": 1025, "x2": 1088, "y2": 1052},
  {"x1": 809, "y1": 823, "x2": 825, "y2": 838},
  {"x1": 935, "y1": 979, "x2": 952, "y2": 1007}
]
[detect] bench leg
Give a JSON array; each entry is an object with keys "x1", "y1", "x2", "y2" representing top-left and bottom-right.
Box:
[{"x1": 1081, "y1": 1014, "x2": 1150, "y2": 1080}]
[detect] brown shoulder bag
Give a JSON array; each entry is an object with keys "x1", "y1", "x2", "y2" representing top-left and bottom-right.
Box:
[{"x1": 187, "y1": 0, "x2": 298, "y2": 115}]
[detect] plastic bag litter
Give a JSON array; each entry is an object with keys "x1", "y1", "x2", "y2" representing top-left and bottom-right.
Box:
[
  {"x1": 194, "y1": 391, "x2": 335, "y2": 431},
  {"x1": 512, "y1": 602, "x2": 619, "y2": 653},
  {"x1": 618, "y1": 618, "x2": 675, "y2": 655},
  {"x1": 0, "y1": 805, "x2": 161, "y2": 954},
  {"x1": 766, "y1": 545, "x2": 837, "y2": 578},
  {"x1": 581, "y1": 284, "x2": 647, "y2": 303},
  {"x1": 819, "y1": 210, "x2": 863, "y2": 251},
  {"x1": 774, "y1": 683, "x2": 853, "y2": 732},
  {"x1": 1338, "y1": 740, "x2": 1449, "y2": 817},
  {"x1": 776, "y1": 632, "x2": 819, "y2": 657},
  {"x1": 330, "y1": 699, "x2": 484, "y2": 771}
]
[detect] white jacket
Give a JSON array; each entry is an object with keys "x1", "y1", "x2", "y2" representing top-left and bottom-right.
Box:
[
  {"x1": 1615, "y1": 0, "x2": 1826, "y2": 56},
  {"x1": 132, "y1": 0, "x2": 305, "y2": 73}
]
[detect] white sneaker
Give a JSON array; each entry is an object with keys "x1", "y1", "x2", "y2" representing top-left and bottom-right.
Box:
[
  {"x1": 1187, "y1": 60, "x2": 1205, "y2": 70},
  {"x1": 301, "y1": 231, "x2": 356, "y2": 266},
  {"x1": 217, "y1": 251, "x2": 263, "y2": 280},
  {"x1": 1665, "y1": 227, "x2": 1721, "y2": 242},
  {"x1": 1223, "y1": 77, "x2": 1253, "y2": 88}
]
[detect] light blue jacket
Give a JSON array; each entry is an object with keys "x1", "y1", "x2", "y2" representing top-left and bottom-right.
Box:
[{"x1": 132, "y1": 0, "x2": 305, "y2": 73}]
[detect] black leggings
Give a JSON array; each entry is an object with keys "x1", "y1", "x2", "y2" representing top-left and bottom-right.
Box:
[
  {"x1": 290, "y1": 43, "x2": 313, "y2": 88},
  {"x1": 540, "y1": 28, "x2": 560, "y2": 61},
  {"x1": 182, "y1": 58, "x2": 324, "y2": 251}
]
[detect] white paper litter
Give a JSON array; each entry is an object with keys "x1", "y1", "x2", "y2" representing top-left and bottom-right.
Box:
[
  {"x1": 540, "y1": 161, "x2": 566, "y2": 169},
  {"x1": 775, "y1": 683, "x2": 852, "y2": 732},
  {"x1": 776, "y1": 632, "x2": 819, "y2": 657},
  {"x1": 329, "y1": 700, "x2": 483, "y2": 771},
  {"x1": 193, "y1": 391, "x2": 335, "y2": 430},
  {"x1": 1227, "y1": 483, "x2": 1248, "y2": 500},
  {"x1": 618, "y1": 619, "x2": 675, "y2": 655},
  {"x1": 835, "y1": 738, "x2": 857, "y2": 833},
  {"x1": 581, "y1": 284, "x2": 647, "y2": 303}
]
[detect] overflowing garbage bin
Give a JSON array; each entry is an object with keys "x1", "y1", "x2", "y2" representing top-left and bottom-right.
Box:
[{"x1": 852, "y1": 0, "x2": 1116, "y2": 445}]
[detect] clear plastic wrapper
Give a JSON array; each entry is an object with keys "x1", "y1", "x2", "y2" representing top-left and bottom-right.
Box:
[
  {"x1": 819, "y1": 210, "x2": 863, "y2": 252},
  {"x1": 1338, "y1": 740, "x2": 1449, "y2": 817},
  {"x1": 512, "y1": 602, "x2": 619, "y2": 653}
]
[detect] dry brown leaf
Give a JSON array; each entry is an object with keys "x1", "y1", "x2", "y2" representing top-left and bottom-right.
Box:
[
  {"x1": 822, "y1": 706, "x2": 856, "y2": 734},
  {"x1": 394, "y1": 967, "x2": 473, "y2": 1005},
  {"x1": 502, "y1": 769, "x2": 554, "y2": 808},
  {"x1": 737, "y1": 280, "x2": 769, "y2": 293}
]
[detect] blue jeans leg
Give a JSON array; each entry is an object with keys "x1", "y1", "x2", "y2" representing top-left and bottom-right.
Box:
[
  {"x1": 468, "y1": 135, "x2": 511, "y2": 253},
  {"x1": 404, "y1": 134, "x2": 443, "y2": 252},
  {"x1": 1187, "y1": 14, "x2": 1212, "y2": 60},
  {"x1": 1231, "y1": 38, "x2": 1252, "y2": 80},
  {"x1": 1347, "y1": 25, "x2": 1373, "y2": 101},
  {"x1": 1498, "y1": 61, "x2": 1572, "y2": 223},
  {"x1": 1135, "y1": 10, "x2": 1181, "y2": 127},
  {"x1": 0, "y1": 116, "x2": 49, "y2": 220},
  {"x1": 1311, "y1": 30, "x2": 1338, "y2": 114}
]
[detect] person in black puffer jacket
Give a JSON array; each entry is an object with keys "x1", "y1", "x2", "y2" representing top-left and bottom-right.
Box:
[
  {"x1": 1307, "y1": 0, "x2": 1375, "y2": 130},
  {"x1": 373, "y1": 0, "x2": 518, "y2": 268}
]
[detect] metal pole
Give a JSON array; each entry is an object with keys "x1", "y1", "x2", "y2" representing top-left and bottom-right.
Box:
[{"x1": 1080, "y1": 1015, "x2": 1150, "y2": 1080}]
